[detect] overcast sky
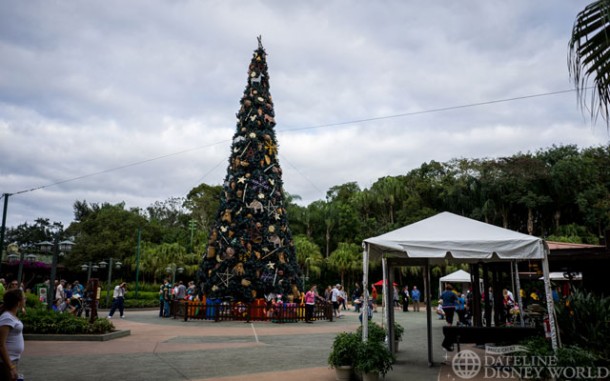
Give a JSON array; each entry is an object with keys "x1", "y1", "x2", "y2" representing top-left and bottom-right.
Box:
[{"x1": 1, "y1": 0, "x2": 608, "y2": 229}]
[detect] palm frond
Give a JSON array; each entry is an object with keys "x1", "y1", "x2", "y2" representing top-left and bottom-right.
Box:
[{"x1": 568, "y1": 0, "x2": 610, "y2": 125}]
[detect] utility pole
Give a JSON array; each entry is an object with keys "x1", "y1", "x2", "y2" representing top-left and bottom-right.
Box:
[{"x1": 0, "y1": 193, "x2": 10, "y2": 276}]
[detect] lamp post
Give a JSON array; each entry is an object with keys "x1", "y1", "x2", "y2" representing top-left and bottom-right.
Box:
[
  {"x1": 38, "y1": 238, "x2": 74, "y2": 309},
  {"x1": 7, "y1": 243, "x2": 37, "y2": 287},
  {"x1": 99, "y1": 258, "x2": 122, "y2": 307},
  {"x1": 165, "y1": 264, "x2": 184, "y2": 284},
  {"x1": 80, "y1": 262, "x2": 100, "y2": 282}
]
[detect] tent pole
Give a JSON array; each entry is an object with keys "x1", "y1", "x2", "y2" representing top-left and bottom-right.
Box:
[
  {"x1": 541, "y1": 251, "x2": 560, "y2": 350},
  {"x1": 482, "y1": 264, "x2": 491, "y2": 327},
  {"x1": 471, "y1": 263, "x2": 482, "y2": 327},
  {"x1": 382, "y1": 256, "x2": 388, "y2": 329},
  {"x1": 514, "y1": 261, "x2": 525, "y2": 327},
  {"x1": 362, "y1": 243, "x2": 369, "y2": 342},
  {"x1": 424, "y1": 259, "x2": 433, "y2": 367},
  {"x1": 387, "y1": 260, "x2": 395, "y2": 354}
]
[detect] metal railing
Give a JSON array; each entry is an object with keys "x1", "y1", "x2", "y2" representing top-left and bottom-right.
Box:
[{"x1": 173, "y1": 299, "x2": 334, "y2": 323}]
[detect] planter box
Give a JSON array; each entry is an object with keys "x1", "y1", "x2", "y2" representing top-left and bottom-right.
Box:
[{"x1": 24, "y1": 329, "x2": 130, "y2": 342}]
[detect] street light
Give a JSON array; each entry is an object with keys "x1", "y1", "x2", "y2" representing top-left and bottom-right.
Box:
[
  {"x1": 6, "y1": 243, "x2": 37, "y2": 287},
  {"x1": 99, "y1": 258, "x2": 122, "y2": 307},
  {"x1": 165, "y1": 264, "x2": 184, "y2": 284},
  {"x1": 80, "y1": 262, "x2": 100, "y2": 282},
  {"x1": 38, "y1": 238, "x2": 74, "y2": 309}
]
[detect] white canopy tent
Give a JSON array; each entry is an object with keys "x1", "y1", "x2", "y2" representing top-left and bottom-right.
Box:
[
  {"x1": 438, "y1": 269, "x2": 481, "y2": 297},
  {"x1": 361, "y1": 212, "x2": 558, "y2": 366}
]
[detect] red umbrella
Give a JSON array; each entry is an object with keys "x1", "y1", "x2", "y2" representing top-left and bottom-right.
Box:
[{"x1": 373, "y1": 280, "x2": 397, "y2": 287}]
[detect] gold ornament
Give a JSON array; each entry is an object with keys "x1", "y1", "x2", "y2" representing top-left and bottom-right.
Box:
[{"x1": 264, "y1": 141, "x2": 277, "y2": 155}]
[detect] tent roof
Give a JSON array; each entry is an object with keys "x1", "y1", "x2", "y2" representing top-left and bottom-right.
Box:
[
  {"x1": 364, "y1": 212, "x2": 547, "y2": 262},
  {"x1": 439, "y1": 269, "x2": 471, "y2": 282}
]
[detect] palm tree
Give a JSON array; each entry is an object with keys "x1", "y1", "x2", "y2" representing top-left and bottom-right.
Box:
[
  {"x1": 294, "y1": 235, "x2": 324, "y2": 288},
  {"x1": 327, "y1": 242, "x2": 361, "y2": 288},
  {"x1": 569, "y1": 0, "x2": 610, "y2": 125}
]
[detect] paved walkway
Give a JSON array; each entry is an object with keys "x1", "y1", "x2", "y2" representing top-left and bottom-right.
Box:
[{"x1": 20, "y1": 307, "x2": 450, "y2": 381}]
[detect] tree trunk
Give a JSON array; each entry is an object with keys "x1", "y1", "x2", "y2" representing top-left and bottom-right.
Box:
[
  {"x1": 554, "y1": 210, "x2": 561, "y2": 231},
  {"x1": 527, "y1": 208, "x2": 534, "y2": 235},
  {"x1": 325, "y1": 227, "x2": 330, "y2": 258}
]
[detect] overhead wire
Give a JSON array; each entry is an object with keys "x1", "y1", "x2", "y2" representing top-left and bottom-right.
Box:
[{"x1": 6, "y1": 87, "x2": 580, "y2": 197}]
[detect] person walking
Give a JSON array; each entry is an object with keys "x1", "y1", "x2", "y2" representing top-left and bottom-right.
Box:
[
  {"x1": 331, "y1": 284, "x2": 342, "y2": 318},
  {"x1": 411, "y1": 285, "x2": 421, "y2": 312},
  {"x1": 401, "y1": 285, "x2": 410, "y2": 312},
  {"x1": 393, "y1": 285, "x2": 400, "y2": 308},
  {"x1": 440, "y1": 284, "x2": 458, "y2": 326},
  {"x1": 107, "y1": 282, "x2": 127, "y2": 319},
  {"x1": 0, "y1": 289, "x2": 25, "y2": 381}
]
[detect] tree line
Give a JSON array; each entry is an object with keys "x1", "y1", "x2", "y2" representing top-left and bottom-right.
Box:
[{"x1": 4, "y1": 144, "x2": 610, "y2": 290}]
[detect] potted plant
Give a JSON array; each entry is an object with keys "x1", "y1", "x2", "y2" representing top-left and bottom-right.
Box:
[
  {"x1": 354, "y1": 339, "x2": 395, "y2": 381},
  {"x1": 356, "y1": 321, "x2": 386, "y2": 343},
  {"x1": 393, "y1": 322, "x2": 404, "y2": 351},
  {"x1": 328, "y1": 332, "x2": 360, "y2": 381}
]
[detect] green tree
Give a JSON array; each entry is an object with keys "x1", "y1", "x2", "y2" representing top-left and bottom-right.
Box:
[
  {"x1": 65, "y1": 201, "x2": 148, "y2": 270},
  {"x1": 327, "y1": 242, "x2": 361, "y2": 288},
  {"x1": 294, "y1": 235, "x2": 324, "y2": 286},
  {"x1": 184, "y1": 183, "x2": 222, "y2": 236}
]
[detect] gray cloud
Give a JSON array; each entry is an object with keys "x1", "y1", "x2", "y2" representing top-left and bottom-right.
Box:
[{"x1": 0, "y1": 0, "x2": 608, "y2": 227}]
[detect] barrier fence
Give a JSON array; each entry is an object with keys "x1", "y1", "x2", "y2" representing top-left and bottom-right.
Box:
[{"x1": 172, "y1": 299, "x2": 334, "y2": 323}]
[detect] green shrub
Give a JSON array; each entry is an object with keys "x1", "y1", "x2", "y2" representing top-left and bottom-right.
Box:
[
  {"x1": 354, "y1": 339, "x2": 394, "y2": 377},
  {"x1": 356, "y1": 321, "x2": 386, "y2": 343},
  {"x1": 89, "y1": 317, "x2": 114, "y2": 334},
  {"x1": 21, "y1": 308, "x2": 115, "y2": 335},
  {"x1": 25, "y1": 292, "x2": 44, "y2": 309},
  {"x1": 517, "y1": 337, "x2": 600, "y2": 380},
  {"x1": 124, "y1": 299, "x2": 159, "y2": 308},
  {"x1": 328, "y1": 332, "x2": 360, "y2": 368},
  {"x1": 555, "y1": 290, "x2": 610, "y2": 362},
  {"x1": 393, "y1": 322, "x2": 404, "y2": 341}
]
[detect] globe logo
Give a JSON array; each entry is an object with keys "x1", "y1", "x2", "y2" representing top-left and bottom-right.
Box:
[{"x1": 451, "y1": 349, "x2": 481, "y2": 379}]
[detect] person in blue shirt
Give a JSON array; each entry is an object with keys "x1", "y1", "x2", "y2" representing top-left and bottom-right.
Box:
[
  {"x1": 455, "y1": 293, "x2": 469, "y2": 326},
  {"x1": 440, "y1": 284, "x2": 458, "y2": 326},
  {"x1": 411, "y1": 286, "x2": 421, "y2": 312}
]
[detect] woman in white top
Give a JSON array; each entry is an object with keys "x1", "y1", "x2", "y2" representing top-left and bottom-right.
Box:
[{"x1": 0, "y1": 289, "x2": 25, "y2": 380}]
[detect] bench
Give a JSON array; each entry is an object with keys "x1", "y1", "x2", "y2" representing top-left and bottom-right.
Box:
[{"x1": 442, "y1": 326, "x2": 543, "y2": 352}]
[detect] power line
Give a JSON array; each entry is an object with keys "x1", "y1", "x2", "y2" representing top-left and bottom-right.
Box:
[
  {"x1": 278, "y1": 88, "x2": 580, "y2": 132},
  {"x1": 7, "y1": 87, "x2": 579, "y2": 196}
]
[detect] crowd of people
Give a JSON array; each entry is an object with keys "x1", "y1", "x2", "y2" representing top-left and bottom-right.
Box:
[{"x1": 158, "y1": 279, "x2": 197, "y2": 318}]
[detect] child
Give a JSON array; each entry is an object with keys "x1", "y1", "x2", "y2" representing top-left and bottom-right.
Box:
[{"x1": 436, "y1": 299, "x2": 445, "y2": 320}]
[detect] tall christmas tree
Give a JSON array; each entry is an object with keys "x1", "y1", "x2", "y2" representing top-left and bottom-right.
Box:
[{"x1": 197, "y1": 37, "x2": 301, "y2": 302}]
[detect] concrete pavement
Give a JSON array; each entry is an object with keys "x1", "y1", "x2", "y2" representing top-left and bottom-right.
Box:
[{"x1": 20, "y1": 307, "x2": 450, "y2": 381}]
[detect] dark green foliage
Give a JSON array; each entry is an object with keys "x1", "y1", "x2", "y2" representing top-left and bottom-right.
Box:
[
  {"x1": 356, "y1": 321, "x2": 386, "y2": 343},
  {"x1": 21, "y1": 308, "x2": 115, "y2": 334},
  {"x1": 393, "y1": 322, "x2": 404, "y2": 341},
  {"x1": 354, "y1": 339, "x2": 395, "y2": 377},
  {"x1": 517, "y1": 337, "x2": 600, "y2": 380},
  {"x1": 197, "y1": 39, "x2": 300, "y2": 302},
  {"x1": 328, "y1": 332, "x2": 360, "y2": 368},
  {"x1": 123, "y1": 299, "x2": 159, "y2": 308},
  {"x1": 555, "y1": 289, "x2": 610, "y2": 361}
]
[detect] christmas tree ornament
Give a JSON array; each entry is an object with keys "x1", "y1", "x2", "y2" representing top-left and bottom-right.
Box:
[{"x1": 197, "y1": 37, "x2": 301, "y2": 302}]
